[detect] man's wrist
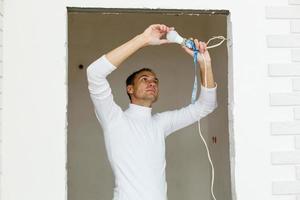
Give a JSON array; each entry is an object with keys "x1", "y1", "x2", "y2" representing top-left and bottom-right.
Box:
[
  {"x1": 135, "y1": 34, "x2": 149, "y2": 48},
  {"x1": 199, "y1": 61, "x2": 212, "y2": 69}
]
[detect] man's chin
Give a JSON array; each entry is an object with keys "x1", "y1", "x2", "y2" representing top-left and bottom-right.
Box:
[
  {"x1": 145, "y1": 95, "x2": 158, "y2": 102},
  {"x1": 151, "y1": 98, "x2": 157, "y2": 103},
  {"x1": 151, "y1": 96, "x2": 158, "y2": 103}
]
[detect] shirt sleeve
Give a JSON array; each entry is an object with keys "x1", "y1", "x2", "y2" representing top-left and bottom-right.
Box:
[
  {"x1": 153, "y1": 83, "x2": 218, "y2": 138},
  {"x1": 86, "y1": 54, "x2": 123, "y2": 130}
]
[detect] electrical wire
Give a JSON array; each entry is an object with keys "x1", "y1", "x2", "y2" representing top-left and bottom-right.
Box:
[{"x1": 196, "y1": 36, "x2": 226, "y2": 200}]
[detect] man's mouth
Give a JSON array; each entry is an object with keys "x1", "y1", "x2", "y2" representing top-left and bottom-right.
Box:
[{"x1": 146, "y1": 89, "x2": 156, "y2": 93}]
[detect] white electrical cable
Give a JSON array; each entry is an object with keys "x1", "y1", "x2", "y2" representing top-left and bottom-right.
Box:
[
  {"x1": 197, "y1": 36, "x2": 226, "y2": 200},
  {"x1": 166, "y1": 31, "x2": 227, "y2": 200}
]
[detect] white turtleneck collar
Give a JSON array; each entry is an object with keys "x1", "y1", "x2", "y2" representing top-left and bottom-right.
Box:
[{"x1": 125, "y1": 103, "x2": 152, "y2": 118}]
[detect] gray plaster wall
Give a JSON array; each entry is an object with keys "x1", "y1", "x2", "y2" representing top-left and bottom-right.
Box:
[{"x1": 67, "y1": 10, "x2": 230, "y2": 200}]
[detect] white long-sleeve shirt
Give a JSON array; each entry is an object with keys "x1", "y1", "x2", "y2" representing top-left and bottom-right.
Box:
[{"x1": 86, "y1": 55, "x2": 218, "y2": 200}]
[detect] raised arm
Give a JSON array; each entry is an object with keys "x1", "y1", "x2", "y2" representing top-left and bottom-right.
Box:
[
  {"x1": 106, "y1": 24, "x2": 174, "y2": 67},
  {"x1": 182, "y1": 39, "x2": 216, "y2": 88},
  {"x1": 154, "y1": 39, "x2": 218, "y2": 138},
  {"x1": 87, "y1": 24, "x2": 174, "y2": 130}
]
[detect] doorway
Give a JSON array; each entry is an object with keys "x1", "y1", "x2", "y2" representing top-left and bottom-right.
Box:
[{"x1": 67, "y1": 8, "x2": 232, "y2": 200}]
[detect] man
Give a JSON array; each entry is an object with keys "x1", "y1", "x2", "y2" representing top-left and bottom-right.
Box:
[{"x1": 86, "y1": 24, "x2": 217, "y2": 200}]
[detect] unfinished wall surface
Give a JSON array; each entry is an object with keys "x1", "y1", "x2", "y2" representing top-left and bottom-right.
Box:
[{"x1": 3, "y1": 0, "x2": 300, "y2": 200}]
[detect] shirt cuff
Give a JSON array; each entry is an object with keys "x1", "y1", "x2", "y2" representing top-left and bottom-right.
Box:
[
  {"x1": 198, "y1": 82, "x2": 217, "y2": 107},
  {"x1": 89, "y1": 54, "x2": 117, "y2": 77},
  {"x1": 103, "y1": 54, "x2": 117, "y2": 70},
  {"x1": 200, "y1": 82, "x2": 217, "y2": 92}
]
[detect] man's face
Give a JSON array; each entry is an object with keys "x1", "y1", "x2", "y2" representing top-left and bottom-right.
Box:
[{"x1": 127, "y1": 71, "x2": 159, "y2": 103}]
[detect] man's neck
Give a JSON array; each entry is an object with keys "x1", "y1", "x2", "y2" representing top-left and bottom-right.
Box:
[{"x1": 131, "y1": 100, "x2": 152, "y2": 108}]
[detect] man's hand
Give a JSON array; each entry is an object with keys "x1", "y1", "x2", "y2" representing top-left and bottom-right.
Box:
[
  {"x1": 182, "y1": 39, "x2": 211, "y2": 66},
  {"x1": 141, "y1": 24, "x2": 174, "y2": 46}
]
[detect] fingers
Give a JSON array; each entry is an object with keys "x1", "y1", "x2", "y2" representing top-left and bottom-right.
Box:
[
  {"x1": 194, "y1": 39, "x2": 199, "y2": 51},
  {"x1": 181, "y1": 37, "x2": 211, "y2": 62},
  {"x1": 152, "y1": 24, "x2": 174, "y2": 33},
  {"x1": 161, "y1": 24, "x2": 168, "y2": 32},
  {"x1": 159, "y1": 39, "x2": 171, "y2": 45},
  {"x1": 201, "y1": 41, "x2": 207, "y2": 53},
  {"x1": 193, "y1": 39, "x2": 207, "y2": 54}
]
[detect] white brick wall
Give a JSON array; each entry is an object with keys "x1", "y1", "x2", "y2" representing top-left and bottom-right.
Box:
[
  {"x1": 271, "y1": 122, "x2": 300, "y2": 135},
  {"x1": 273, "y1": 181, "x2": 300, "y2": 194},
  {"x1": 293, "y1": 79, "x2": 300, "y2": 91},
  {"x1": 266, "y1": 7, "x2": 300, "y2": 19},
  {"x1": 272, "y1": 151, "x2": 300, "y2": 164},
  {"x1": 267, "y1": 35, "x2": 300, "y2": 47},
  {"x1": 269, "y1": 64, "x2": 300, "y2": 76},
  {"x1": 267, "y1": 1, "x2": 300, "y2": 199},
  {"x1": 0, "y1": 0, "x2": 3, "y2": 198},
  {"x1": 0, "y1": 3, "x2": 3, "y2": 200},
  {"x1": 291, "y1": 21, "x2": 300, "y2": 33},
  {"x1": 292, "y1": 49, "x2": 300, "y2": 61},
  {"x1": 289, "y1": 0, "x2": 300, "y2": 5},
  {"x1": 295, "y1": 107, "x2": 300, "y2": 118},
  {"x1": 270, "y1": 93, "x2": 300, "y2": 106}
]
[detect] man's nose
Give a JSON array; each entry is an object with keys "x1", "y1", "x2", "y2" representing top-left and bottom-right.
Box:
[{"x1": 148, "y1": 80, "x2": 156, "y2": 87}]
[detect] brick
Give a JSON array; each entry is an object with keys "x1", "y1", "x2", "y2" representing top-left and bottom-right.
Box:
[
  {"x1": 289, "y1": 0, "x2": 300, "y2": 5},
  {"x1": 272, "y1": 195, "x2": 297, "y2": 200},
  {"x1": 270, "y1": 93, "x2": 300, "y2": 106},
  {"x1": 292, "y1": 49, "x2": 300, "y2": 62},
  {"x1": 293, "y1": 79, "x2": 300, "y2": 91},
  {"x1": 266, "y1": 7, "x2": 300, "y2": 19},
  {"x1": 296, "y1": 136, "x2": 300, "y2": 149},
  {"x1": 0, "y1": 62, "x2": 3, "y2": 77},
  {"x1": 0, "y1": 16, "x2": 3, "y2": 31},
  {"x1": 0, "y1": 31, "x2": 3, "y2": 46},
  {"x1": 0, "y1": 1, "x2": 3, "y2": 16},
  {"x1": 297, "y1": 166, "x2": 300, "y2": 179},
  {"x1": 273, "y1": 181, "x2": 300, "y2": 194},
  {"x1": 272, "y1": 135, "x2": 295, "y2": 150},
  {"x1": 273, "y1": 195, "x2": 297, "y2": 200},
  {"x1": 291, "y1": 20, "x2": 300, "y2": 33},
  {"x1": 267, "y1": 35, "x2": 300, "y2": 48},
  {"x1": 271, "y1": 122, "x2": 300, "y2": 135},
  {"x1": 295, "y1": 108, "x2": 300, "y2": 119},
  {"x1": 0, "y1": 142, "x2": 1, "y2": 172},
  {"x1": 272, "y1": 151, "x2": 300, "y2": 164},
  {"x1": 272, "y1": 165, "x2": 299, "y2": 181},
  {"x1": 0, "y1": 46, "x2": 3, "y2": 59},
  {"x1": 269, "y1": 64, "x2": 300, "y2": 76}
]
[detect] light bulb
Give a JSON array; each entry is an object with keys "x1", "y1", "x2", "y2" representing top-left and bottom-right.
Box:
[
  {"x1": 166, "y1": 30, "x2": 196, "y2": 50},
  {"x1": 166, "y1": 30, "x2": 185, "y2": 45}
]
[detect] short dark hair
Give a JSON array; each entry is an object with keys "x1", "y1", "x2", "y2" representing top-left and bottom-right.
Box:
[{"x1": 126, "y1": 68, "x2": 155, "y2": 102}]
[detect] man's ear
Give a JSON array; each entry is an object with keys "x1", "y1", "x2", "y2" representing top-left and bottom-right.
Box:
[{"x1": 127, "y1": 85, "x2": 134, "y2": 94}]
